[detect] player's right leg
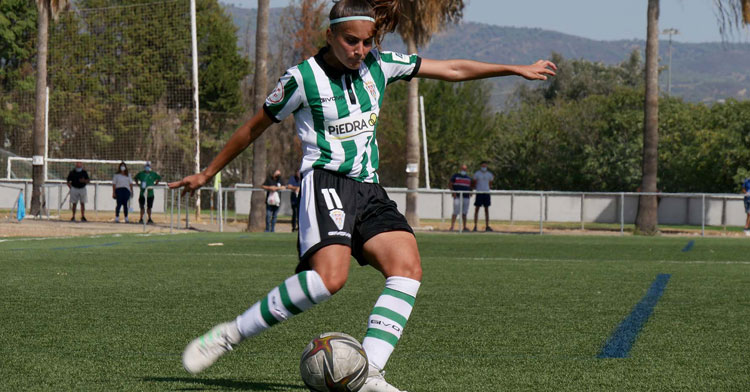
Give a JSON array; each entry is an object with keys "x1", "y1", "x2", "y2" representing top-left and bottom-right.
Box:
[
  {"x1": 181, "y1": 245, "x2": 349, "y2": 374},
  {"x1": 182, "y1": 170, "x2": 356, "y2": 374}
]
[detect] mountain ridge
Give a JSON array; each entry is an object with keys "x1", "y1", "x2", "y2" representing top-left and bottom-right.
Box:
[{"x1": 223, "y1": 4, "x2": 750, "y2": 108}]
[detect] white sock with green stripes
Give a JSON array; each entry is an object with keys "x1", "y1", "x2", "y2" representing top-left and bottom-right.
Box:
[
  {"x1": 235, "y1": 270, "x2": 331, "y2": 339},
  {"x1": 361, "y1": 276, "x2": 421, "y2": 371}
]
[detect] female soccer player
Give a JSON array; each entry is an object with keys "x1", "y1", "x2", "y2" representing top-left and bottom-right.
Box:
[{"x1": 169, "y1": 1, "x2": 555, "y2": 390}]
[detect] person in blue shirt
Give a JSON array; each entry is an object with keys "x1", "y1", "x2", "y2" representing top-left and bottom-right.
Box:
[
  {"x1": 743, "y1": 178, "x2": 750, "y2": 235},
  {"x1": 449, "y1": 164, "x2": 472, "y2": 231}
]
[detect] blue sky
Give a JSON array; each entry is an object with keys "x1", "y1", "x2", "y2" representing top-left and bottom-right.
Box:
[{"x1": 225, "y1": 0, "x2": 749, "y2": 43}]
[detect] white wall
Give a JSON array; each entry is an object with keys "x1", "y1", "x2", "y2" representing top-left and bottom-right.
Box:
[{"x1": 2, "y1": 182, "x2": 746, "y2": 227}]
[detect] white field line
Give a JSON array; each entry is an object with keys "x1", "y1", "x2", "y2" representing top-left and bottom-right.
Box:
[
  {"x1": 29, "y1": 251, "x2": 750, "y2": 265},
  {"x1": 450, "y1": 256, "x2": 750, "y2": 265}
]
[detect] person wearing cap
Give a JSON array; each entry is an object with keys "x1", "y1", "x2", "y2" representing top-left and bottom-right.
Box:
[{"x1": 134, "y1": 161, "x2": 161, "y2": 224}]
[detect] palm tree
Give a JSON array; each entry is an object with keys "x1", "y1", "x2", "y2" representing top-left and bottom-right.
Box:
[
  {"x1": 635, "y1": 0, "x2": 660, "y2": 234},
  {"x1": 714, "y1": 0, "x2": 750, "y2": 35},
  {"x1": 248, "y1": 0, "x2": 270, "y2": 231},
  {"x1": 30, "y1": 0, "x2": 68, "y2": 216},
  {"x1": 636, "y1": 0, "x2": 748, "y2": 234},
  {"x1": 396, "y1": 0, "x2": 464, "y2": 227}
]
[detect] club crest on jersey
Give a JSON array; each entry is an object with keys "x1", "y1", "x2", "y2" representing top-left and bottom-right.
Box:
[
  {"x1": 268, "y1": 81, "x2": 284, "y2": 104},
  {"x1": 329, "y1": 209, "x2": 345, "y2": 230},
  {"x1": 365, "y1": 80, "x2": 379, "y2": 101}
]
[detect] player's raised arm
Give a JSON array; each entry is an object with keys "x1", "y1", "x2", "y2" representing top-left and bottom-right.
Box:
[
  {"x1": 417, "y1": 58, "x2": 557, "y2": 82},
  {"x1": 168, "y1": 109, "x2": 274, "y2": 195}
]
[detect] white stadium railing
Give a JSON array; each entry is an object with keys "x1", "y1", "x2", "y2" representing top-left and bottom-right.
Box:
[{"x1": 2, "y1": 179, "x2": 746, "y2": 237}]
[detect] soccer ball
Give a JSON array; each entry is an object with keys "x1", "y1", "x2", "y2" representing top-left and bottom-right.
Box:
[{"x1": 299, "y1": 332, "x2": 369, "y2": 392}]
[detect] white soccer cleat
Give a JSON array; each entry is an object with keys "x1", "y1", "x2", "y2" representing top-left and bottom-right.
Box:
[
  {"x1": 360, "y1": 365, "x2": 407, "y2": 392},
  {"x1": 182, "y1": 321, "x2": 242, "y2": 374}
]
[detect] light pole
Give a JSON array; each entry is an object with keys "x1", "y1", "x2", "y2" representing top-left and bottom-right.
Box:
[{"x1": 662, "y1": 28, "x2": 679, "y2": 95}]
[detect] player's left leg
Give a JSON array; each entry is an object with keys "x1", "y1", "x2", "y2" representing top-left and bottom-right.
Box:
[{"x1": 360, "y1": 231, "x2": 421, "y2": 392}]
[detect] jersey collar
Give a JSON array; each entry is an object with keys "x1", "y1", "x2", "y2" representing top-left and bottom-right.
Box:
[{"x1": 314, "y1": 46, "x2": 360, "y2": 79}]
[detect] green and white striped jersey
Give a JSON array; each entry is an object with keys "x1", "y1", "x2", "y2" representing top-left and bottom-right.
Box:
[{"x1": 264, "y1": 47, "x2": 421, "y2": 183}]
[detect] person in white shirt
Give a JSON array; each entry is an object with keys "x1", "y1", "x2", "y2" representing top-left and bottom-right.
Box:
[
  {"x1": 472, "y1": 161, "x2": 494, "y2": 232},
  {"x1": 112, "y1": 161, "x2": 133, "y2": 223}
]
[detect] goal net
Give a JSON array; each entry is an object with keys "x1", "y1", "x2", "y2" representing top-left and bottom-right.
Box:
[{"x1": 3, "y1": 0, "x2": 196, "y2": 182}]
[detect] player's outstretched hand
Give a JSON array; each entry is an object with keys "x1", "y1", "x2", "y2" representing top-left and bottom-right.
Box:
[
  {"x1": 519, "y1": 60, "x2": 557, "y2": 81},
  {"x1": 168, "y1": 172, "x2": 209, "y2": 197}
]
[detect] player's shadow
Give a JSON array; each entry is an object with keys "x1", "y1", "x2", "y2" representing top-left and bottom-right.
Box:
[{"x1": 142, "y1": 376, "x2": 306, "y2": 391}]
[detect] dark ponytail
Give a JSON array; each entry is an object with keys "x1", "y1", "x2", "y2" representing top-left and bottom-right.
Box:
[{"x1": 330, "y1": 0, "x2": 400, "y2": 46}]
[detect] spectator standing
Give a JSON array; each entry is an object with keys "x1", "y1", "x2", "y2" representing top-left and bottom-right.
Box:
[
  {"x1": 66, "y1": 162, "x2": 90, "y2": 222},
  {"x1": 472, "y1": 161, "x2": 495, "y2": 232},
  {"x1": 112, "y1": 162, "x2": 133, "y2": 223},
  {"x1": 449, "y1": 164, "x2": 472, "y2": 231},
  {"x1": 743, "y1": 178, "x2": 750, "y2": 236},
  {"x1": 287, "y1": 170, "x2": 302, "y2": 232},
  {"x1": 134, "y1": 161, "x2": 162, "y2": 224},
  {"x1": 262, "y1": 169, "x2": 286, "y2": 232}
]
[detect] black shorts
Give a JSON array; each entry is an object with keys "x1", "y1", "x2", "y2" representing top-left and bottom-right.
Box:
[
  {"x1": 139, "y1": 195, "x2": 154, "y2": 209},
  {"x1": 296, "y1": 169, "x2": 414, "y2": 273},
  {"x1": 474, "y1": 193, "x2": 491, "y2": 207}
]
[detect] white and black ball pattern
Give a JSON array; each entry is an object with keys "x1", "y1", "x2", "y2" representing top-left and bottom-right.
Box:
[{"x1": 299, "y1": 332, "x2": 369, "y2": 392}]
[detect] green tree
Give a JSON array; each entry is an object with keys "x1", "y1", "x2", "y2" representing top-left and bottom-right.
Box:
[
  {"x1": 198, "y1": 0, "x2": 250, "y2": 114},
  {"x1": 40, "y1": 0, "x2": 247, "y2": 183},
  {"x1": 377, "y1": 79, "x2": 495, "y2": 187},
  {"x1": 515, "y1": 51, "x2": 643, "y2": 105},
  {"x1": 0, "y1": 0, "x2": 37, "y2": 168}
]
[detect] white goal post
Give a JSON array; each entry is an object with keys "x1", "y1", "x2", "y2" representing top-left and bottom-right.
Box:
[{"x1": 7, "y1": 157, "x2": 148, "y2": 181}]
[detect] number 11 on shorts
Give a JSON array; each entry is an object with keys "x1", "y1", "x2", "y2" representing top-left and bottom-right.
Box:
[{"x1": 320, "y1": 188, "x2": 343, "y2": 211}]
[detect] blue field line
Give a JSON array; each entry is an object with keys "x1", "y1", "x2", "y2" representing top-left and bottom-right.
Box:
[
  {"x1": 681, "y1": 240, "x2": 695, "y2": 252},
  {"x1": 597, "y1": 273, "x2": 672, "y2": 359}
]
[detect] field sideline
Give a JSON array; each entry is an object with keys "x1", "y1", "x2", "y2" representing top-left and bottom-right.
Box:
[{"x1": 1, "y1": 232, "x2": 748, "y2": 391}]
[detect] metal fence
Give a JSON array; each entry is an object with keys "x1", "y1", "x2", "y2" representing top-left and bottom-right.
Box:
[{"x1": 2, "y1": 179, "x2": 747, "y2": 236}]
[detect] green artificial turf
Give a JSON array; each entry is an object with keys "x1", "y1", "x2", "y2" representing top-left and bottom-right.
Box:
[{"x1": 1, "y1": 232, "x2": 748, "y2": 391}]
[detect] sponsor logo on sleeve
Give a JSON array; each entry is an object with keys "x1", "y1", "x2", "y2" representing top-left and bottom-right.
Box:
[{"x1": 389, "y1": 52, "x2": 411, "y2": 64}]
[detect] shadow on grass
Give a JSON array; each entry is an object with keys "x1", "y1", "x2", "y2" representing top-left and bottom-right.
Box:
[{"x1": 142, "y1": 376, "x2": 306, "y2": 391}]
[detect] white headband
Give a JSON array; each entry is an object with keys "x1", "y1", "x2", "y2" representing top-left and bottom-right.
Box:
[{"x1": 330, "y1": 16, "x2": 375, "y2": 25}]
